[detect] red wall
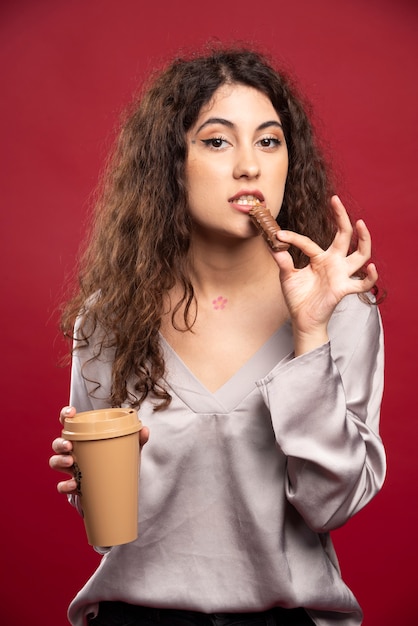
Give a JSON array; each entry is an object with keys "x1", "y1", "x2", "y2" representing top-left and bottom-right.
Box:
[{"x1": 1, "y1": 0, "x2": 417, "y2": 624}]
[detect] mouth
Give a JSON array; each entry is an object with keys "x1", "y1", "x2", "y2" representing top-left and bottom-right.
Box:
[{"x1": 229, "y1": 194, "x2": 264, "y2": 208}]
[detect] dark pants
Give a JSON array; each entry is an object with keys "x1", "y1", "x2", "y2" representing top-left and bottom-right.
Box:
[{"x1": 87, "y1": 602, "x2": 315, "y2": 626}]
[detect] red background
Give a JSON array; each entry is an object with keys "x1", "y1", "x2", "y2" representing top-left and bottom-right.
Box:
[{"x1": 1, "y1": 1, "x2": 417, "y2": 624}]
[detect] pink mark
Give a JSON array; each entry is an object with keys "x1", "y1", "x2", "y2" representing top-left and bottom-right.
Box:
[{"x1": 212, "y1": 296, "x2": 228, "y2": 310}]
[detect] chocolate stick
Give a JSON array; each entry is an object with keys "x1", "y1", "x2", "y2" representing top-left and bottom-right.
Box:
[{"x1": 248, "y1": 205, "x2": 289, "y2": 252}]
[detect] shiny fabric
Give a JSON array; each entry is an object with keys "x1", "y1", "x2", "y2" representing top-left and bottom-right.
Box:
[{"x1": 68, "y1": 294, "x2": 386, "y2": 626}]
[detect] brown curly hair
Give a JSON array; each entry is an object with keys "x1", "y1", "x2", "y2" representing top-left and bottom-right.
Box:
[{"x1": 61, "y1": 45, "x2": 346, "y2": 410}]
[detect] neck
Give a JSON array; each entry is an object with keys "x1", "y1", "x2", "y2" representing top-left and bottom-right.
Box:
[{"x1": 188, "y1": 234, "x2": 278, "y2": 300}]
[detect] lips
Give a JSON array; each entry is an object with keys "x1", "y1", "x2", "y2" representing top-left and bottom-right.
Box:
[{"x1": 228, "y1": 191, "x2": 265, "y2": 207}]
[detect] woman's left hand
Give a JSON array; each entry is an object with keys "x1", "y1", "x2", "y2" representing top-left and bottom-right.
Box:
[{"x1": 273, "y1": 195, "x2": 378, "y2": 355}]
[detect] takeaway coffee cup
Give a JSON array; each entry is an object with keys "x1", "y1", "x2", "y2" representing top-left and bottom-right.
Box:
[{"x1": 62, "y1": 408, "x2": 142, "y2": 547}]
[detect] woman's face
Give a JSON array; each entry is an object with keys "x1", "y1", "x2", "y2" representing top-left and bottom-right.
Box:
[{"x1": 185, "y1": 83, "x2": 288, "y2": 244}]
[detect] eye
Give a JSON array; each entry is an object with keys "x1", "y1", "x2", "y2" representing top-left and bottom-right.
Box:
[
  {"x1": 201, "y1": 137, "x2": 229, "y2": 150},
  {"x1": 257, "y1": 136, "x2": 282, "y2": 149}
]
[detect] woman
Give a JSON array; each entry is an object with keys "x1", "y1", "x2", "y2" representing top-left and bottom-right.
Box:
[{"x1": 50, "y1": 46, "x2": 386, "y2": 626}]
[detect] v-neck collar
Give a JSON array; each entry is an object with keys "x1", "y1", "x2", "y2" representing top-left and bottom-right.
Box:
[{"x1": 159, "y1": 322, "x2": 293, "y2": 413}]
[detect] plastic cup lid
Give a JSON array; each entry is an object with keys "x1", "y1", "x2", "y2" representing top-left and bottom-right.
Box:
[{"x1": 62, "y1": 408, "x2": 142, "y2": 441}]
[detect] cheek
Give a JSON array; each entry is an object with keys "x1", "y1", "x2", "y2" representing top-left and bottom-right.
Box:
[
  {"x1": 185, "y1": 163, "x2": 211, "y2": 210},
  {"x1": 278, "y1": 159, "x2": 289, "y2": 192},
  {"x1": 273, "y1": 160, "x2": 288, "y2": 190},
  {"x1": 186, "y1": 160, "x2": 222, "y2": 199},
  {"x1": 185, "y1": 159, "x2": 205, "y2": 194},
  {"x1": 281, "y1": 150, "x2": 289, "y2": 177},
  {"x1": 271, "y1": 160, "x2": 289, "y2": 219}
]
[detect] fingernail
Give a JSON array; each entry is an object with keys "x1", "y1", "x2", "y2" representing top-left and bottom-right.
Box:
[{"x1": 63, "y1": 407, "x2": 72, "y2": 415}]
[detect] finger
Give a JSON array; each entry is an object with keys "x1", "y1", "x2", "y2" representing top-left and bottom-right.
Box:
[
  {"x1": 139, "y1": 426, "x2": 150, "y2": 449},
  {"x1": 361, "y1": 262, "x2": 379, "y2": 292},
  {"x1": 57, "y1": 478, "x2": 78, "y2": 495},
  {"x1": 60, "y1": 405, "x2": 76, "y2": 426},
  {"x1": 49, "y1": 452, "x2": 74, "y2": 472},
  {"x1": 275, "y1": 229, "x2": 324, "y2": 259},
  {"x1": 329, "y1": 196, "x2": 354, "y2": 253},
  {"x1": 269, "y1": 245, "x2": 295, "y2": 277},
  {"x1": 51, "y1": 437, "x2": 73, "y2": 454},
  {"x1": 346, "y1": 263, "x2": 378, "y2": 296},
  {"x1": 355, "y1": 219, "x2": 372, "y2": 258},
  {"x1": 345, "y1": 219, "x2": 373, "y2": 274}
]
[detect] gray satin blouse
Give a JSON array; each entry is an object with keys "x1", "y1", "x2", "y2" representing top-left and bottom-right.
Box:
[{"x1": 67, "y1": 293, "x2": 386, "y2": 626}]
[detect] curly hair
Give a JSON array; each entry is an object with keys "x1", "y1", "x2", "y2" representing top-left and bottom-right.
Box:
[{"x1": 61, "y1": 45, "x2": 347, "y2": 410}]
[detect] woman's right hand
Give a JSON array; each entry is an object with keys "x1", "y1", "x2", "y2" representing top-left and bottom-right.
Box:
[
  {"x1": 49, "y1": 405, "x2": 150, "y2": 495},
  {"x1": 49, "y1": 406, "x2": 78, "y2": 495}
]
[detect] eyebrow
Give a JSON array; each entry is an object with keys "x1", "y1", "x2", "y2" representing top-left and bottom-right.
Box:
[{"x1": 195, "y1": 117, "x2": 283, "y2": 133}]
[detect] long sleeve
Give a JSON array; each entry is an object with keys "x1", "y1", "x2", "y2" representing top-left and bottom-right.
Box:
[{"x1": 256, "y1": 294, "x2": 386, "y2": 533}]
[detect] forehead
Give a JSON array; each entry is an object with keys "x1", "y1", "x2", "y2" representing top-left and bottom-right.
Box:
[{"x1": 194, "y1": 83, "x2": 279, "y2": 125}]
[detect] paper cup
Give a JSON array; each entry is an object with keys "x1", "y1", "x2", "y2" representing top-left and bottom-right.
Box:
[{"x1": 62, "y1": 408, "x2": 142, "y2": 546}]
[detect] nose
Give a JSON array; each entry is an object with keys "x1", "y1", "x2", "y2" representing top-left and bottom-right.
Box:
[{"x1": 233, "y1": 146, "x2": 260, "y2": 179}]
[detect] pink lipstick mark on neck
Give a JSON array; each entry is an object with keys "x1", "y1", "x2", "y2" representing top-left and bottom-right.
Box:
[{"x1": 212, "y1": 296, "x2": 228, "y2": 310}]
